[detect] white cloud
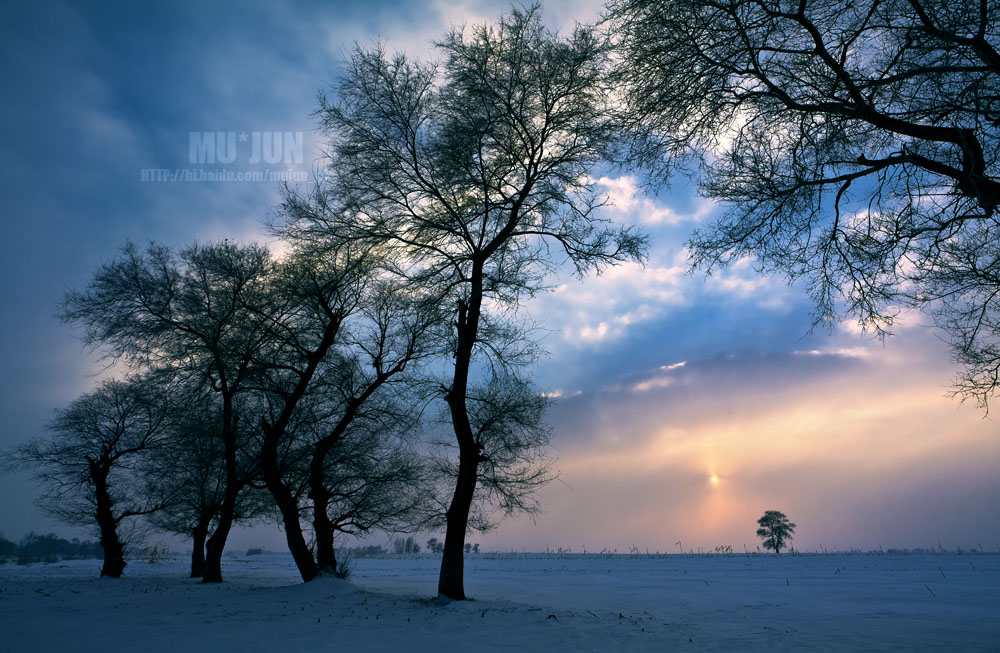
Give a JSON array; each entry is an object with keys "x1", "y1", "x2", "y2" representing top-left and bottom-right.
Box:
[
  {"x1": 703, "y1": 257, "x2": 796, "y2": 310},
  {"x1": 794, "y1": 347, "x2": 872, "y2": 359},
  {"x1": 577, "y1": 321, "x2": 610, "y2": 342},
  {"x1": 595, "y1": 176, "x2": 716, "y2": 225},
  {"x1": 550, "y1": 260, "x2": 690, "y2": 345},
  {"x1": 632, "y1": 376, "x2": 674, "y2": 392},
  {"x1": 532, "y1": 240, "x2": 800, "y2": 348}
]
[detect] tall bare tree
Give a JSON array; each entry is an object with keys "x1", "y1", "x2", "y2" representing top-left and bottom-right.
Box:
[
  {"x1": 609, "y1": 0, "x2": 1000, "y2": 407},
  {"x1": 59, "y1": 242, "x2": 279, "y2": 582},
  {"x1": 300, "y1": 6, "x2": 647, "y2": 598},
  {"x1": 16, "y1": 376, "x2": 172, "y2": 577},
  {"x1": 250, "y1": 237, "x2": 437, "y2": 581}
]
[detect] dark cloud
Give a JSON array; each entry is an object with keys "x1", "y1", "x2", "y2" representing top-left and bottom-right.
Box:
[{"x1": 545, "y1": 347, "x2": 868, "y2": 452}]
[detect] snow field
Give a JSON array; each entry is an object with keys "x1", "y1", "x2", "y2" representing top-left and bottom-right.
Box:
[{"x1": 1, "y1": 552, "x2": 997, "y2": 651}]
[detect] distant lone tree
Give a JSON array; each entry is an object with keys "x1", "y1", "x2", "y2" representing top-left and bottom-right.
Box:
[{"x1": 756, "y1": 510, "x2": 796, "y2": 554}]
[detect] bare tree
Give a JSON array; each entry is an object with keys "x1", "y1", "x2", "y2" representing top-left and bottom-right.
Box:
[
  {"x1": 59, "y1": 241, "x2": 280, "y2": 582},
  {"x1": 146, "y1": 390, "x2": 247, "y2": 579},
  {"x1": 250, "y1": 238, "x2": 438, "y2": 581},
  {"x1": 609, "y1": 0, "x2": 1000, "y2": 407},
  {"x1": 298, "y1": 5, "x2": 647, "y2": 598},
  {"x1": 308, "y1": 414, "x2": 428, "y2": 565},
  {"x1": 427, "y1": 373, "x2": 554, "y2": 534},
  {"x1": 16, "y1": 376, "x2": 172, "y2": 577}
]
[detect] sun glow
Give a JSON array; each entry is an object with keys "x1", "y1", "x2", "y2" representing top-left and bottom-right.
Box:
[{"x1": 709, "y1": 474, "x2": 720, "y2": 486}]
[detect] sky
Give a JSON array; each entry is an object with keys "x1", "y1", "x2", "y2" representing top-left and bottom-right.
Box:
[{"x1": 0, "y1": 0, "x2": 996, "y2": 555}]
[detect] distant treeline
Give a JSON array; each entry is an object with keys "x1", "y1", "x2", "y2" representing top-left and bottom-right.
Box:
[
  {"x1": 244, "y1": 539, "x2": 481, "y2": 559},
  {"x1": 0, "y1": 532, "x2": 102, "y2": 564}
]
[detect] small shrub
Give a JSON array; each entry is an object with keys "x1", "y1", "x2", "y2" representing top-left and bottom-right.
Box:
[
  {"x1": 333, "y1": 552, "x2": 353, "y2": 579},
  {"x1": 142, "y1": 542, "x2": 170, "y2": 564}
]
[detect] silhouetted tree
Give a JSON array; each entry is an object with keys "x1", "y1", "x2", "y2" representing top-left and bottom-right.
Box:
[
  {"x1": 12, "y1": 533, "x2": 103, "y2": 562},
  {"x1": 756, "y1": 510, "x2": 796, "y2": 554},
  {"x1": 60, "y1": 241, "x2": 278, "y2": 582},
  {"x1": 16, "y1": 377, "x2": 172, "y2": 577},
  {"x1": 308, "y1": 416, "x2": 428, "y2": 571},
  {"x1": 250, "y1": 239, "x2": 437, "y2": 581},
  {"x1": 610, "y1": 0, "x2": 1000, "y2": 407},
  {"x1": 146, "y1": 390, "x2": 241, "y2": 578},
  {"x1": 393, "y1": 536, "x2": 420, "y2": 555},
  {"x1": 426, "y1": 373, "x2": 555, "y2": 534},
  {"x1": 301, "y1": 4, "x2": 647, "y2": 600}
]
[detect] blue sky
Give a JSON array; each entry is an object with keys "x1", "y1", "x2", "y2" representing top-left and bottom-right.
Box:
[{"x1": 1, "y1": 0, "x2": 997, "y2": 553}]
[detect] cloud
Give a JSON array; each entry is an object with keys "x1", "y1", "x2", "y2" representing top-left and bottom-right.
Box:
[
  {"x1": 631, "y1": 376, "x2": 674, "y2": 392},
  {"x1": 529, "y1": 245, "x2": 802, "y2": 350},
  {"x1": 794, "y1": 346, "x2": 871, "y2": 358},
  {"x1": 596, "y1": 175, "x2": 717, "y2": 225},
  {"x1": 702, "y1": 256, "x2": 798, "y2": 310},
  {"x1": 534, "y1": 257, "x2": 690, "y2": 346},
  {"x1": 6, "y1": 0, "x2": 994, "y2": 559},
  {"x1": 496, "y1": 331, "x2": 1000, "y2": 552},
  {"x1": 322, "y1": 0, "x2": 608, "y2": 63},
  {"x1": 630, "y1": 361, "x2": 686, "y2": 391}
]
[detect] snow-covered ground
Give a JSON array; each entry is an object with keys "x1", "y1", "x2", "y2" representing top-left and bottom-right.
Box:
[{"x1": 2, "y1": 552, "x2": 998, "y2": 651}]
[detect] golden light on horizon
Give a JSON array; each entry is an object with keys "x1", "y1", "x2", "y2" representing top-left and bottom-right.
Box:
[{"x1": 710, "y1": 474, "x2": 720, "y2": 486}]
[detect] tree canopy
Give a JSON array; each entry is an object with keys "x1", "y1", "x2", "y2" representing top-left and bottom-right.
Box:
[
  {"x1": 756, "y1": 509, "x2": 796, "y2": 554},
  {"x1": 610, "y1": 0, "x2": 1000, "y2": 407},
  {"x1": 295, "y1": 5, "x2": 648, "y2": 599}
]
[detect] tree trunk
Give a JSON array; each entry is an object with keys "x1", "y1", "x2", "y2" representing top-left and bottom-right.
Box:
[
  {"x1": 312, "y1": 487, "x2": 337, "y2": 576},
  {"x1": 269, "y1": 478, "x2": 319, "y2": 582},
  {"x1": 90, "y1": 460, "x2": 126, "y2": 578},
  {"x1": 309, "y1": 427, "x2": 348, "y2": 577},
  {"x1": 437, "y1": 449, "x2": 478, "y2": 599},
  {"x1": 437, "y1": 285, "x2": 483, "y2": 600},
  {"x1": 190, "y1": 517, "x2": 210, "y2": 578},
  {"x1": 201, "y1": 513, "x2": 232, "y2": 583},
  {"x1": 259, "y1": 424, "x2": 320, "y2": 582},
  {"x1": 202, "y1": 396, "x2": 239, "y2": 583},
  {"x1": 100, "y1": 533, "x2": 126, "y2": 579}
]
